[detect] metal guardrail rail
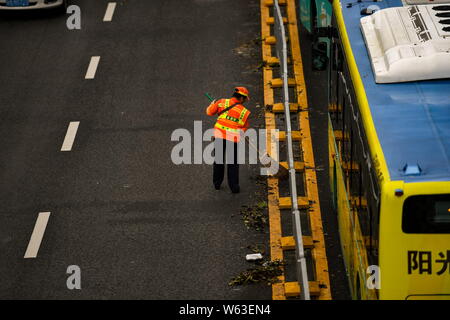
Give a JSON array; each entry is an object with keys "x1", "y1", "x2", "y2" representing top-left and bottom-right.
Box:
[{"x1": 273, "y1": 0, "x2": 310, "y2": 300}]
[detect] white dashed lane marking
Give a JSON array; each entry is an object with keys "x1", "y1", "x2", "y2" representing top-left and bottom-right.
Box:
[
  {"x1": 61, "y1": 121, "x2": 80, "y2": 152},
  {"x1": 85, "y1": 56, "x2": 101, "y2": 79},
  {"x1": 103, "y1": 2, "x2": 117, "y2": 22},
  {"x1": 24, "y1": 212, "x2": 51, "y2": 259}
]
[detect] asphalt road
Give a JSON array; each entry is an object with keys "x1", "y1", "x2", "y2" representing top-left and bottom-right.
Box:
[{"x1": 0, "y1": 0, "x2": 270, "y2": 299}]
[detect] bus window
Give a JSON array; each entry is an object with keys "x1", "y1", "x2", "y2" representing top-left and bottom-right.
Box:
[
  {"x1": 367, "y1": 168, "x2": 380, "y2": 261},
  {"x1": 330, "y1": 39, "x2": 343, "y2": 120},
  {"x1": 435, "y1": 201, "x2": 450, "y2": 223},
  {"x1": 340, "y1": 59, "x2": 380, "y2": 262},
  {"x1": 403, "y1": 194, "x2": 450, "y2": 234}
]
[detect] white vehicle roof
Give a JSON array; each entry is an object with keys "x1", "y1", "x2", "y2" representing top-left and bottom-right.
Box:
[{"x1": 360, "y1": 4, "x2": 450, "y2": 83}]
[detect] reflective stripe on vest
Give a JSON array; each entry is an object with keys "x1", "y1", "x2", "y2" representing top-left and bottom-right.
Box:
[
  {"x1": 217, "y1": 99, "x2": 248, "y2": 126},
  {"x1": 214, "y1": 123, "x2": 241, "y2": 133}
]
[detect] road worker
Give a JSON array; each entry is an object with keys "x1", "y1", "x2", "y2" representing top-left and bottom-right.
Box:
[{"x1": 206, "y1": 87, "x2": 251, "y2": 193}]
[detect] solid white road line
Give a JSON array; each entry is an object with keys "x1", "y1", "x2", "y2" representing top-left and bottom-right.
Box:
[
  {"x1": 85, "y1": 56, "x2": 101, "y2": 79},
  {"x1": 103, "y1": 2, "x2": 117, "y2": 22},
  {"x1": 61, "y1": 121, "x2": 80, "y2": 152},
  {"x1": 24, "y1": 212, "x2": 51, "y2": 259}
]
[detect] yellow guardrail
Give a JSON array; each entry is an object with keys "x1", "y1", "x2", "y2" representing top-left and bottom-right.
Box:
[{"x1": 260, "y1": 0, "x2": 331, "y2": 300}]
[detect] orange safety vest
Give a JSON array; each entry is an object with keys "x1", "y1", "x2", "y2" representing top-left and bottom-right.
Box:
[{"x1": 214, "y1": 99, "x2": 250, "y2": 142}]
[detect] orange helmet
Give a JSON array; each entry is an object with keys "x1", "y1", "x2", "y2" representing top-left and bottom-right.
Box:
[{"x1": 234, "y1": 87, "x2": 250, "y2": 100}]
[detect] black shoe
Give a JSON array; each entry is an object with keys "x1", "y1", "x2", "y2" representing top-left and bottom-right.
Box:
[
  {"x1": 214, "y1": 184, "x2": 221, "y2": 190},
  {"x1": 231, "y1": 186, "x2": 240, "y2": 194}
]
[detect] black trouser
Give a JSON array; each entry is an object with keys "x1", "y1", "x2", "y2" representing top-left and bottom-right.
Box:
[{"x1": 213, "y1": 138, "x2": 239, "y2": 191}]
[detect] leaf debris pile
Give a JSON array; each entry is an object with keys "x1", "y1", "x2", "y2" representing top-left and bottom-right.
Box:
[
  {"x1": 240, "y1": 201, "x2": 268, "y2": 231},
  {"x1": 228, "y1": 259, "x2": 286, "y2": 286},
  {"x1": 246, "y1": 244, "x2": 266, "y2": 255}
]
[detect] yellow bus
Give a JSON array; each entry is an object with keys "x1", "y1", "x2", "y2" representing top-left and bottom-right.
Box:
[{"x1": 326, "y1": 0, "x2": 450, "y2": 299}]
